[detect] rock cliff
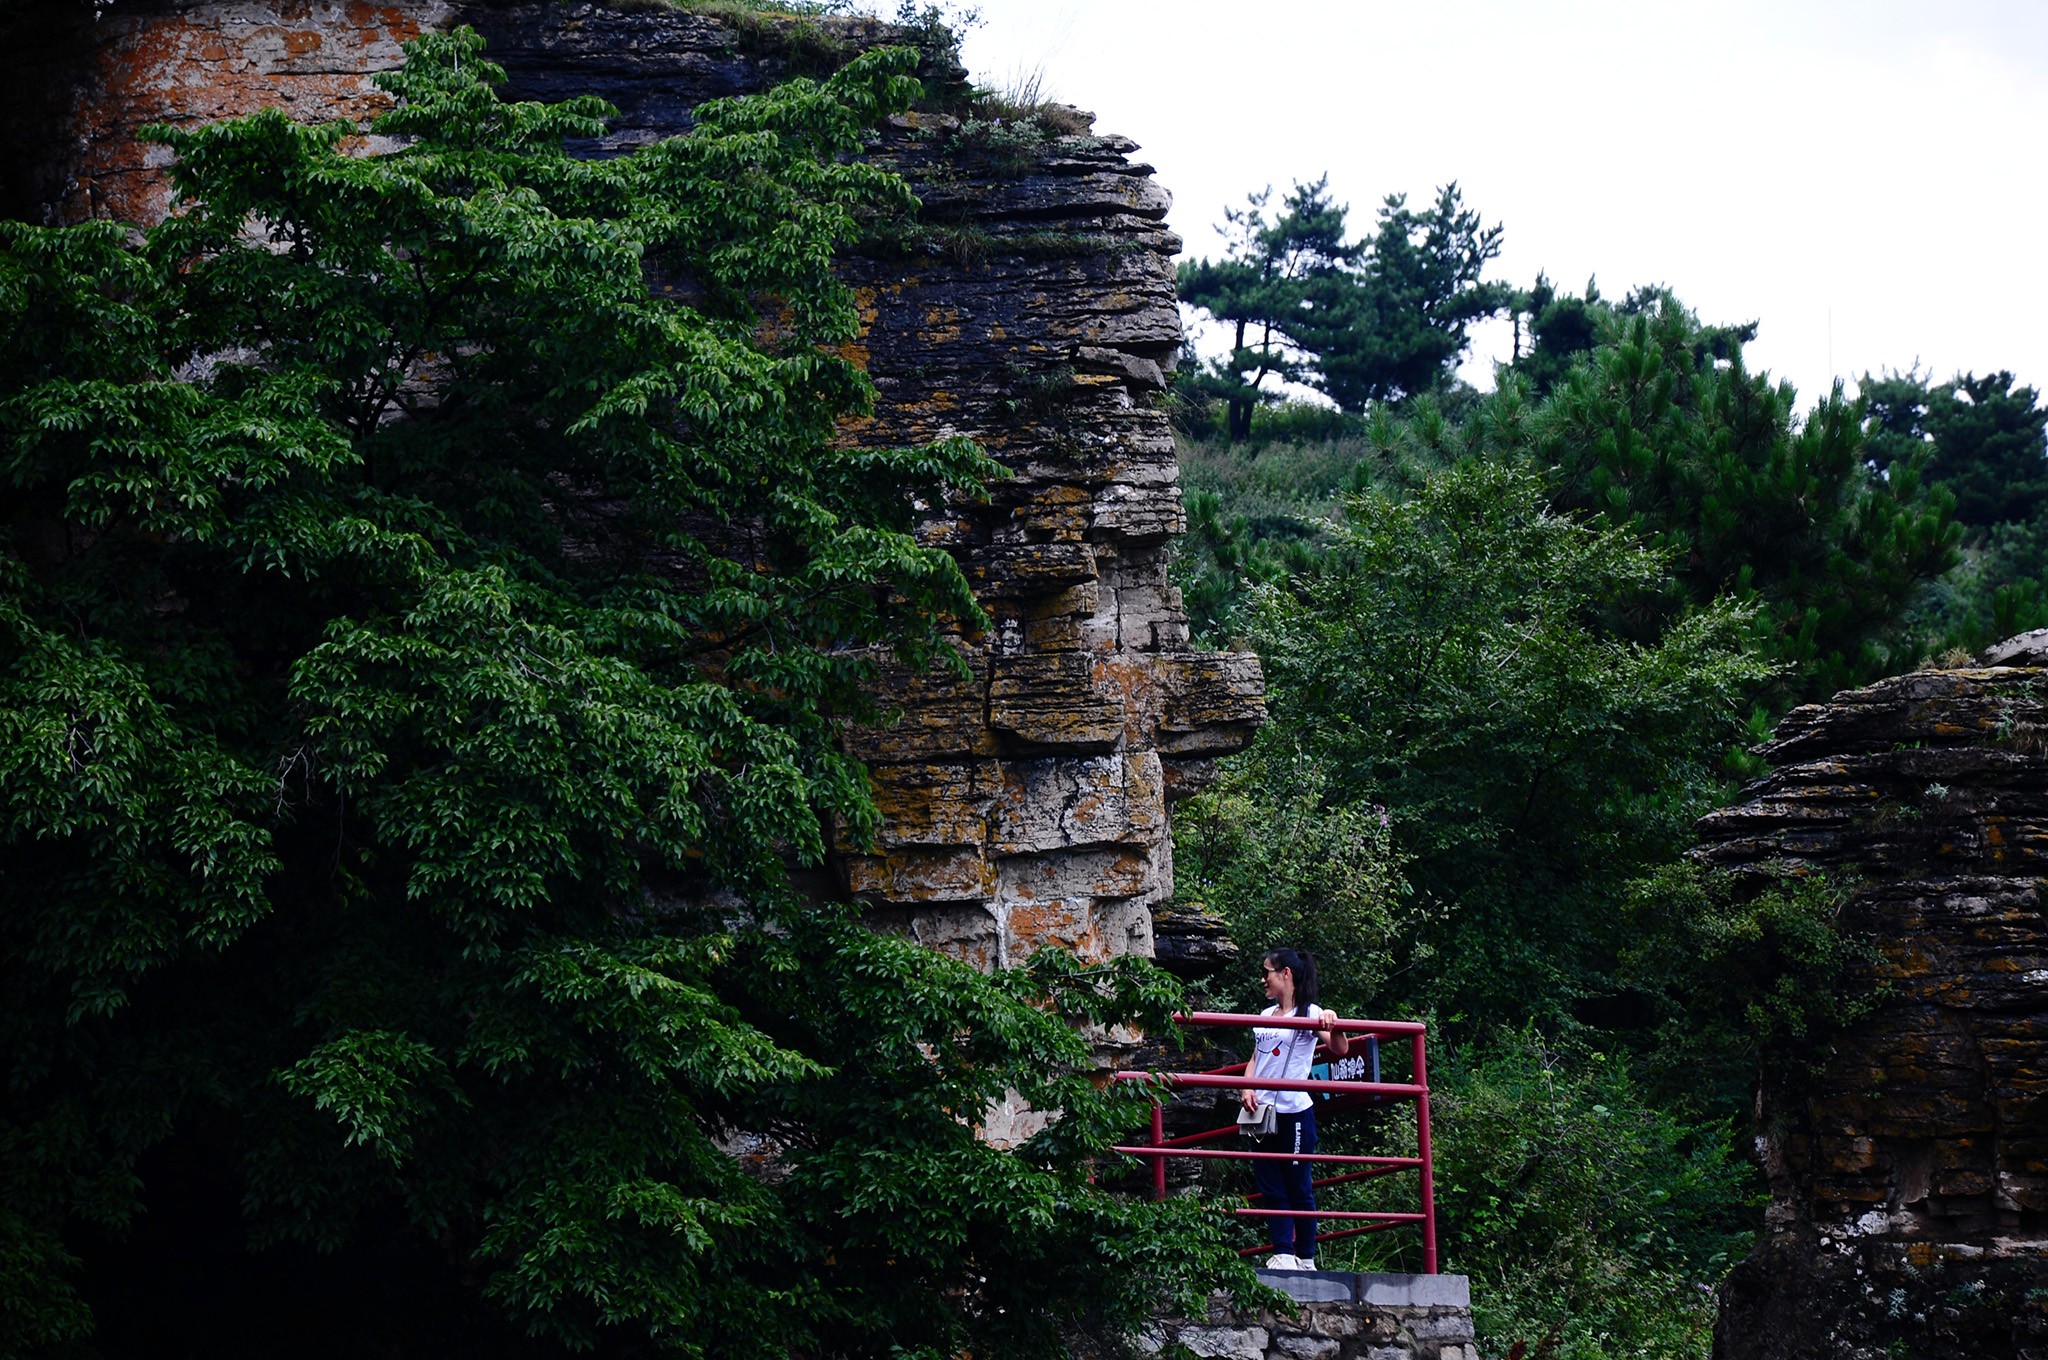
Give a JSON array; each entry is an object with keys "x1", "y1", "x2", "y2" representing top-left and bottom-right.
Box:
[
  {"x1": 3, "y1": 1, "x2": 1264, "y2": 980},
  {"x1": 1695, "y1": 663, "x2": 2048, "y2": 1359}
]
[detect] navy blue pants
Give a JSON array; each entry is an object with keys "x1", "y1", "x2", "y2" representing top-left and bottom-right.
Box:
[{"x1": 1253, "y1": 1107, "x2": 1318, "y2": 1258}]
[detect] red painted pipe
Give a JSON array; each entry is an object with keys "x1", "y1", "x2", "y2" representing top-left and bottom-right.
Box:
[
  {"x1": 1237, "y1": 1217, "x2": 1413, "y2": 1258},
  {"x1": 1155, "y1": 1122, "x2": 1244, "y2": 1148},
  {"x1": 1113, "y1": 1071, "x2": 1426, "y2": 1098},
  {"x1": 1307, "y1": 1163, "x2": 1419, "y2": 1192},
  {"x1": 1308, "y1": 1218, "x2": 1415, "y2": 1247},
  {"x1": 1234, "y1": 1209, "x2": 1425, "y2": 1221},
  {"x1": 1413, "y1": 1032, "x2": 1438, "y2": 1274},
  {"x1": 1175, "y1": 1011, "x2": 1427, "y2": 1035},
  {"x1": 1149, "y1": 1100, "x2": 1166, "y2": 1201},
  {"x1": 1109, "y1": 1146, "x2": 1422, "y2": 1166}
]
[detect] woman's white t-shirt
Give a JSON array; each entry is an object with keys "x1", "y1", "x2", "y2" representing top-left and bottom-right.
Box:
[{"x1": 1249, "y1": 1003, "x2": 1325, "y2": 1115}]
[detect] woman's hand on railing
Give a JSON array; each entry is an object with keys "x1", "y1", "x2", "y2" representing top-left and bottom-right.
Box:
[
  {"x1": 1318, "y1": 1009, "x2": 1351, "y2": 1057},
  {"x1": 1318, "y1": 1007, "x2": 1351, "y2": 1065}
]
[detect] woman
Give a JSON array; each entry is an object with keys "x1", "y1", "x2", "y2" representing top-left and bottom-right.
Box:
[{"x1": 1241, "y1": 947, "x2": 1347, "y2": 1271}]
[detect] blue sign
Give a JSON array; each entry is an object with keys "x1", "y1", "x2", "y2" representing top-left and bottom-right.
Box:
[{"x1": 1307, "y1": 1037, "x2": 1380, "y2": 1100}]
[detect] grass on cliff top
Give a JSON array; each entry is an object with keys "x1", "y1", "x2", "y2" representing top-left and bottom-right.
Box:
[{"x1": 606, "y1": 1, "x2": 1091, "y2": 141}]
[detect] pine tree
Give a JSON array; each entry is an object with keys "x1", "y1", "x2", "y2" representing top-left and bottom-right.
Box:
[
  {"x1": 1310, "y1": 183, "x2": 1512, "y2": 410},
  {"x1": 1863, "y1": 368, "x2": 2048, "y2": 529},
  {"x1": 1176, "y1": 176, "x2": 1361, "y2": 439},
  {"x1": 1536, "y1": 297, "x2": 1957, "y2": 699}
]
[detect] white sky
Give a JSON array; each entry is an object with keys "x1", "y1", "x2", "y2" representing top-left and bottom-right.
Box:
[{"x1": 882, "y1": 1, "x2": 2048, "y2": 406}]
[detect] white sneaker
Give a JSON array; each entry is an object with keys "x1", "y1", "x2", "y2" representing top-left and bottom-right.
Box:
[
  {"x1": 1295, "y1": 1257, "x2": 1316, "y2": 1271},
  {"x1": 1262, "y1": 1253, "x2": 1301, "y2": 1270}
]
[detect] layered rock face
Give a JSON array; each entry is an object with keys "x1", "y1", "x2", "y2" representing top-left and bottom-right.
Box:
[
  {"x1": 1695, "y1": 666, "x2": 2048, "y2": 1359},
  {"x1": 5, "y1": 1, "x2": 1264, "y2": 976}
]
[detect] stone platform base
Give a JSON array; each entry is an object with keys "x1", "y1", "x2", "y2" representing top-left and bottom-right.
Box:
[{"x1": 1151, "y1": 1271, "x2": 1477, "y2": 1360}]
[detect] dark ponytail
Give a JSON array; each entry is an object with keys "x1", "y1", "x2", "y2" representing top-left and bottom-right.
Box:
[{"x1": 1262, "y1": 947, "x2": 1319, "y2": 1016}]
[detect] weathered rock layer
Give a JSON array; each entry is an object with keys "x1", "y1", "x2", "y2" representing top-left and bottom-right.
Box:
[
  {"x1": 1696, "y1": 667, "x2": 2048, "y2": 1359},
  {"x1": 3, "y1": 1, "x2": 1264, "y2": 979}
]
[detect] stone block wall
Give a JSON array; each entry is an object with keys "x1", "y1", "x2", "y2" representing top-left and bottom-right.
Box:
[
  {"x1": 1139, "y1": 1272, "x2": 1478, "y2": 1360},
  {"x1": 3, "y1": 1, "x2": 1265, "y2": 984},
  {"x1": 1694, "y1": 662, "x2": 2048, "y2": 1359}
]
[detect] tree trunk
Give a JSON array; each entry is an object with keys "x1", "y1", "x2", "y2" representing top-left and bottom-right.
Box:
[{"x1": 1227, "y1": 397, "x2": 1252, "y2": 441}]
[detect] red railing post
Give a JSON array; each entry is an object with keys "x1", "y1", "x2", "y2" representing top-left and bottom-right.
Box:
[
  {"x1": 1412, "y1": 1031, "x2": 1438, "y2": 1274},
  {"x1": 1150, "y1": 1098, "x2": 1167, "y2": 1201}
]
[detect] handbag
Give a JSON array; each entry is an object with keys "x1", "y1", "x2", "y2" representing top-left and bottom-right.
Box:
[{"x1": 1236, "y1": 1101, "x2": 1277, "y2": 1137}]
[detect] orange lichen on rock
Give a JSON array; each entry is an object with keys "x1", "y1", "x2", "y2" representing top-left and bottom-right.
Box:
[{"x1": 57, "y1": 1, "x2": 452, "y2": 226}]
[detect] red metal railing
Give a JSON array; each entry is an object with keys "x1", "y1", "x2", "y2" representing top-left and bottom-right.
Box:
[{"x1": 1112, "y1": 1011, "x2": 1437, "y2": 1273}]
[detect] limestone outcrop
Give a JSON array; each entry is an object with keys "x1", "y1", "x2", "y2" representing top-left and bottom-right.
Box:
[
  {"x1": 1695, "y1": 665, "x2": 2048, "y2": 1359},
  {"x1": 2, "y1": 1, "x2": 1264, "y2": 975}
]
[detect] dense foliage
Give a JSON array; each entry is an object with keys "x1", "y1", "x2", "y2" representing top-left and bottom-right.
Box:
[
  {"x1": 1168, "y1": 445, "x2": 1847, "y2": 1359},
  {"x1": 1173, "y1": 461, "x2": 1776, "y2": 1357},
  {"x1": 0, "y1": 33, "x2": 1249, "y2": 1357},
  {"x1": 1176, "y1": 294, "x2": 1962, "y2": 705},
  {"x1": 1165, "y1": 172, "x2": 2023, "y2": 1352},
  {"x1": 1407, "y1": 1031, "x2": 1755, "y2": 1356},
  {"x1": 1177, "y1": 462, "x2": 1770, "y2": 1023},
  {"x1": 1865, "y1": 368, "x2": 2048, "y2": 652},
  {"x1": 1534, "y1": 297, "x2": 1959, "y2": 703}
]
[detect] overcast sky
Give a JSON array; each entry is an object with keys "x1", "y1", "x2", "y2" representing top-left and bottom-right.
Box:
[{"x1": 890, "y1": 0, "x2": 2048, "y2": 407}]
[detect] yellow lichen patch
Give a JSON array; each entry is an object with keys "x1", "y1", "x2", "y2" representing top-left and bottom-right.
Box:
[
  {"x1": 829, "y1": 412, "x2": 878, "y2": 445},
  {"x1": 892, "y1": 391, "x2": 961, "y2": 416}
]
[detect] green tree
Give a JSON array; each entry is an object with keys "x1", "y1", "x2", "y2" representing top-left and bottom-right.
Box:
[
  {"x1": 1423, "y1": 1030, "x2": 1756, "y2": 1359},
  {"x1": 1508, "y1": 273, "x2": 1605, "y2": 398},
  {"x1": 1863, "y1": 368, "x2": 2048, "y2": 655},
  {"x1": 1170, "y1": 756, "x2": 1407, "y2": 1012},
  {"x1": 1178, "y1": 180, "x2": 1511, "y2": 430},
  {"x1": 1176, "y1": 177, "x2": 1361, "y2": 440},
  {"x1": 1178, "y1": 461, "x2": 1770, "y2": 1025},
  {"x1": 1534, "y1": 296, "x2": 1957, "y2": 701},
  {"x1": 1310, "y1": 183, "x2": 1512, "y2": 410},
  {"x1": 0, "y1": 32, "x2": 1246, "y2": 1357},
  {"x1": 1864, "y1": 368, "x2": 2048, "y2": 529}
]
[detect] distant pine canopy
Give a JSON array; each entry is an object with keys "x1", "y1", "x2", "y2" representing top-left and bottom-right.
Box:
[{"x1": 1176, "y1": 281, "x2": 1970, "y2": 705}]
